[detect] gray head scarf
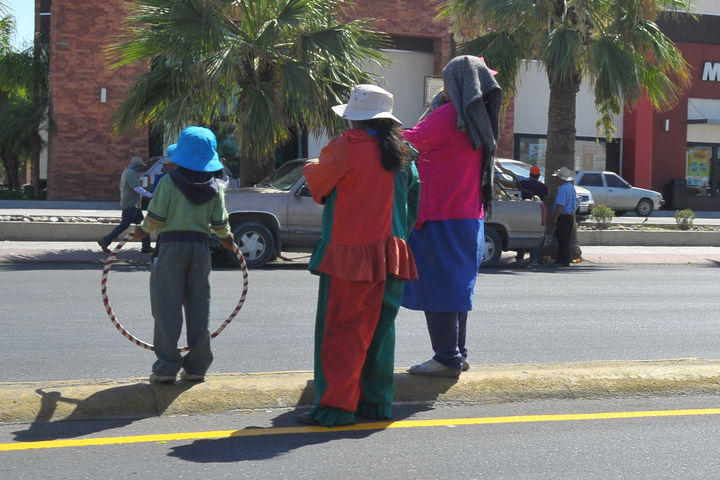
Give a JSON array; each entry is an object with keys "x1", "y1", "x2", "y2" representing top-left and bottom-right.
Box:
[{"x1": 442, "y1": 55, "x2": 503, "y2": 215}]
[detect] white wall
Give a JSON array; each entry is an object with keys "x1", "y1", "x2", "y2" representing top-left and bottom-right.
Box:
[
  {"x1": 691, "y1": 0, "x2": 720, "y2": 16},
  {"x1": 513, "y1": 60, "x2": 624, "y2": 137},
  {"x1": 308, "y1": 49, "x2": 435, "y2": 158}
]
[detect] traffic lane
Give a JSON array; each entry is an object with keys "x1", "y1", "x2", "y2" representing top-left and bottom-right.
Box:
[
  {"x1": 1, "y1": 264, "x2": 720, "y2": 382},
  {"x1": 3, "y1": 395, "x2": 720, "y2": 479}
]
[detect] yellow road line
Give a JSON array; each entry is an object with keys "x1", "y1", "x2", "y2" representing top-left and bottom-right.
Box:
[{"x1": 2, "y1": 407, "x2": 720, "y2": 452}]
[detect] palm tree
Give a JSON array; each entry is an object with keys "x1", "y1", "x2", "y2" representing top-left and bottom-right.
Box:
[
  {"x1": 0, "y1": 13, "x2": 50, "y2": 193},
  {"x1": 110, "y1": 0, "x2": 388, "y2": 183},
  {"x1": 441, "y1": 0, "x2": 691, "y2": 259}
]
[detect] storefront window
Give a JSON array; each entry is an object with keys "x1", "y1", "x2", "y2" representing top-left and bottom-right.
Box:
[
  {"x1": 575, "y1": 140, "x2": 607, "y2": 171},
  {"x1": 514, "y1": 135, "x2": 613, "y2": 172},
  {"x1": 685, "y1": 145, "x2": 712, "y2": 189},
  {"x1": 516, "y1": 136, "x2": 547, "y2": 169}
]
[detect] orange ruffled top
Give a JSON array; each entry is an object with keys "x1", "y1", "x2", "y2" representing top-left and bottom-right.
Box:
[{"x1": 303, "y1": 129, "x2": 418, "y2": 282}]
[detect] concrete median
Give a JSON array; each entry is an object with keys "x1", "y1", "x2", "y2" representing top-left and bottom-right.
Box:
[
  {"x1": 3, "y1": 359, "x2": 720, "y2": 424},
  {"x1": 2, "y1": 221, "x2": 720, "y2": 246}
]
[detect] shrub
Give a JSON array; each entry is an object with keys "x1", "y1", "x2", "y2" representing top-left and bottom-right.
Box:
[
  {"x1": 590, "y1": 205, "x2": 614, "y2": 228},
  {"x1": 674, "y1": 208, "x2": 694, "y2": 230}
]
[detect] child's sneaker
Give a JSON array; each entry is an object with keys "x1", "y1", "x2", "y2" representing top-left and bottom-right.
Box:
[
  {"x1": 180, "y1": 371, "x2": 205, "y2": 382},
  {"x1": 149, "y1": 373, "x2": 176, "y2": 384}
]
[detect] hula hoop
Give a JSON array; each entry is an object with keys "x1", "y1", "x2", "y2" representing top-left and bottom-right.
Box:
[{"x1": 100, "y1": 233, "x2": 248, "y2": 352}]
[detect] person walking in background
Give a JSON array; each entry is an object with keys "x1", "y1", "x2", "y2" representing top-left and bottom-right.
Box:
[
  {"x1": 132, "y1": 126, "x2": 234, "y2": 384},
  {"x1": 401, "y1": 55, "x2": 501, "y2": 378},
  {"x1": 299, "y1": 84, "x2": 419, "y2": 427},
  {"x1": 98, "y1": 156, "x2": 153, "y2": 254},
  {"x1": 552, "y1": 166, "x2": 578, "y2": 267},
  {"x1": 516, "y1": 166, "x2": 548, "y2": 264}
]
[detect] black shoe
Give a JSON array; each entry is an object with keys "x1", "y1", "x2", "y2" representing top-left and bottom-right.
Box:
[
  {"x1": 140, "y1": 247, "x2": 154, "y2": 254},
  {"x1": 97, "y1": 240, "x2": 110, "y2": 253},
  {"x1": 296, "y1": 413, "x2": 320, "y2": 426}
]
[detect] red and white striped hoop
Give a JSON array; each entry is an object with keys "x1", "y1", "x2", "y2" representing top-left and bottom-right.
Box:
[{"x1": 100, "y1": 233, "x2": 248, "y2": 352}]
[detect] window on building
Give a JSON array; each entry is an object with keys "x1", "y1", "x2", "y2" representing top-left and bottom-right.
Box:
[
  {"x1": 686, "y1": 145, "x2": 712, "y2": 188},
  {"x1": 578, "y1": 173, "x2": 603, "y2": 187},
  {"x1": 514, "y1": 135, "x2": 620, "y2": 173},
  {"x1": 686, "y1": 144, "x2": 720, "y2": 197},
  {"x1": 515, "y1": 136, "x2": 547, "y2": 169}
]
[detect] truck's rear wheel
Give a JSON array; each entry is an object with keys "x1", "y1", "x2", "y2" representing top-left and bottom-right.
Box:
[{"x1": 481, "y1": 226, "x2": 503, "y2": 267}]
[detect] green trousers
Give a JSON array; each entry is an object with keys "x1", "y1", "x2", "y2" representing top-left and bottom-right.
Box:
[{"x1": 310, "y1": 273, "x2": 404, "y2": 426}]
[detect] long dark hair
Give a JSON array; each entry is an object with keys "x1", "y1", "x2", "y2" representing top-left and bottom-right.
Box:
[{"x1": 352, "y1": 119, "x2": 410, "y2": 172}]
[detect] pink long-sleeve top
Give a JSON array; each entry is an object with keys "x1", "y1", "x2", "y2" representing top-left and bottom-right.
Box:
[{"x1": 402, "y1": 102, "x2": 484, "y2": 228}]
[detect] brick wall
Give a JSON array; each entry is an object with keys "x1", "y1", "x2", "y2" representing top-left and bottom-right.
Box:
[
  {"x1": 345, "y1": 0, "x2": 451, "y2": 73},
  {"x1": 42, "y1": 0, "x2": 515, "y2": 200},
  {"x1": 45, "y1": 0, "x2": 147, "y2": 201},
  {"x1": 497, "y1": 98, "x2": 515, "y2": 158}
]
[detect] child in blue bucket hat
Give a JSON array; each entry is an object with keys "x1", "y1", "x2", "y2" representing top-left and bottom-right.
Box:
[{"x1": 132, "y1": 126, "x2": 235, "y2": 383}]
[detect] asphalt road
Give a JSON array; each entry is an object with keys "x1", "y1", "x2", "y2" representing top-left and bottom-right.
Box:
[
  {"x1": 1, "y1": 263, "x2": 719, "y2": 383},
  {"x1": 3, "y1": 395, "x2": 720, "y2": 479}
]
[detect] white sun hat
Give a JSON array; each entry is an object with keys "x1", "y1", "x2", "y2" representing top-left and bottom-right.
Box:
[
  {"x1": 553, "y1": 166, "x2": 576, "y2": 181},
  {"x1": 332, "y1": 84, "x2": 402, "y2": 124}
]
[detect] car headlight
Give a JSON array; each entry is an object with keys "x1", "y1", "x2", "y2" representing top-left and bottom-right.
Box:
[{"x1": 577, "y1": 195, "x2": 590, "y2": 202}]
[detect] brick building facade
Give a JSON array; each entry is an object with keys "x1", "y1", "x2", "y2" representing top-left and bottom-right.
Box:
[
  {"x1": 38, "y1": 0, "x2": 148, "y2": 201},
  {"x1": 37, "y1": 0, "x2": 514, "y2": 201}
]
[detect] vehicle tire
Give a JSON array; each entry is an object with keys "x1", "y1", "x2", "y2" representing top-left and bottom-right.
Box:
[
  {"x1": 481, "y1": 226, "x2": 503, "y2": 268},
  {"x1": 232, "y1": 222, "x2": 275, "y2": 268},
  {"x1": 635, "y1": 198, "x2": 653, "y2": 217}
]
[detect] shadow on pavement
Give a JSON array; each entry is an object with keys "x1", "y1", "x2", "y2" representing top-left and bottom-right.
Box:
[
  {"x1": 480, "y1": 263, "x2": 617, "y2": 275},
  {"x1": 12, "y1": 382, "x2": 196, "y2": 442},
  {"x1": 168, "y1": 377, "x2": 457, "y2": 463}
]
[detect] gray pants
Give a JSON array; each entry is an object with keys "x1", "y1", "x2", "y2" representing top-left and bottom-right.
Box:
[{"x1": 150, "y1": 241, "x2": 213, "y2": 376}]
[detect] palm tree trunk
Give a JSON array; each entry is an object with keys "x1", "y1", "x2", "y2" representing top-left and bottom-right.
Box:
[
  {"x1": 31, "y1": 142, "x2": 40, "y2": 198},
  {"x1": 1, "y1": 148, "x2": 20, "y2": 189},
  {"x1": 541, "y1": 72, "x2": 582, "y2": 262}
]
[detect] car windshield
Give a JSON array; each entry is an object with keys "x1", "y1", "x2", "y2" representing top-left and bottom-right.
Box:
[
  {"x1": 498, "y1": 161, "x2": 545, "y2": 182},
  {"x1": 256, "y1": 161, "x2": 306, "y2": 191}
]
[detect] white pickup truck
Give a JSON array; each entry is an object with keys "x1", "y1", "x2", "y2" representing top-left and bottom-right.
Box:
[{"x1": 225, "y1": 159, "x2": 546, "y2": 267}]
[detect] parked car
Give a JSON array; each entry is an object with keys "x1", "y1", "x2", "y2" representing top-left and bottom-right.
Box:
[
  {"x1": 224, "y1": 159, "x2": 546, "y2": 267},
  {"x1": 495, "y1": 158, "x2": 595, "y2": 216},
  {"x1": 139, "y1": 156, "x2": 242, "y2": 209},
  {"x1": 574, "y1": 170, "x2": 663, "y2": 216},
  {"x1": 140, "y1": 156, "x2": 242, "y2": 192}
]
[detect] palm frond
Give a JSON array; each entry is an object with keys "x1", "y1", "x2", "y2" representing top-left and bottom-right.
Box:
[
  {"x1": 543, "y1": 25, "x2": 581, "y2": 86},
  {"x1": 111, "y1": 0, "x2": 389, "y2": 165},
  {"x1": 457, "y1": 29, "x2": 530, "y2": 95}
]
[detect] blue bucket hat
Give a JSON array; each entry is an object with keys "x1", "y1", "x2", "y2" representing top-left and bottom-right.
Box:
[{"x1": 167, "y1": 127, "x2": 223, "y2": 172}]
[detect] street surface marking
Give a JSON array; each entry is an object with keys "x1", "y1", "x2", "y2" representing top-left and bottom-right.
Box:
[{"x1": 2, "y1": 407, "x2": 720, "y2": 451}]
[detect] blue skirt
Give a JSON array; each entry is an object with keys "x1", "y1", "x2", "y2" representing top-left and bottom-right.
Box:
[{"x1": 402, "y1": 219, "x2": 484, "y2": 312}]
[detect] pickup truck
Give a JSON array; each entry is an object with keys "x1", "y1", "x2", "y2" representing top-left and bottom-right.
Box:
[{"x1": 225, "y1": 159, "x2": 545, "y2": 268}]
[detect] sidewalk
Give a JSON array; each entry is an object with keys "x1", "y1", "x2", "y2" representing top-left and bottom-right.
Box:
[
  {"x1": 1, "y1": 242, "x2": 720, "y2": 266},
  {"x1": 3, "y1": 201, "x2": 720, "y2": 224},
  {"x1": 3, "y1": 359, "x2": 720, "y2": 423}
]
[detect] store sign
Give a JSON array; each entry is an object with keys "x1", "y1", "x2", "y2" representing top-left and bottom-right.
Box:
[{"x1": 702, "y1": 62, "x2": 720, "y2": 82}]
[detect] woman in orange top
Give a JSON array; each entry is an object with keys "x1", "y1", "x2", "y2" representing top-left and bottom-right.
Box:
[{"x1": 298, "y1": 85, "x2": 419, "y2": 427}]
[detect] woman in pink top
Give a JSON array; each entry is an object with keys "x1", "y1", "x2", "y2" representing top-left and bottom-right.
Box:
[{"x1": 401, "y1": 56, "x2": 502, "y2": 377}]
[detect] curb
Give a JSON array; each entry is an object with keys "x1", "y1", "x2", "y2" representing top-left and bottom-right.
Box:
[
  {"x1": 577, "y1": 230, "x2": 720, "y2": 246},
  {"x1": 1, "y1": 221, "x2": 720, "y2": 246},
  {"x1": 3, "y1": 359, "x2": 720, "y2": 423}
]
